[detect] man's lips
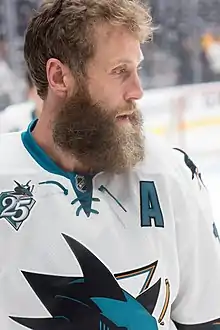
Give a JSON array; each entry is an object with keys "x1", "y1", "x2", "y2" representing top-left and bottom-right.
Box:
[{"x1": 115, "y1": 111, "x2": 134, "y2": 119}]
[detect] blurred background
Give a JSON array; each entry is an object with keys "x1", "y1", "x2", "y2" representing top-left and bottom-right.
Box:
[{"x1": 0, "y1": 0, "x2": 219, "y2": 225}]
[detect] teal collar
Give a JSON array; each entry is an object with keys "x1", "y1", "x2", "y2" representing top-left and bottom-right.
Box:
[
  {"x1": 21, "y1": 119, "x2": 73, "y2": 179},
  {"x1": 21, "y1": 120, "x2": 95, "y2": 217}
]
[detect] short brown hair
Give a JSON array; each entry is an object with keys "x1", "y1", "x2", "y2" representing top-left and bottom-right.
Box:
[{"x1": 24, "y1": 0, "x2": 152, "y2": 99}]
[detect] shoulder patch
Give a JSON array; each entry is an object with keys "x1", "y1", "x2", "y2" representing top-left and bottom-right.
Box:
[{"x1": 0, "y1": 180, "x2": 35, "y2": 230}]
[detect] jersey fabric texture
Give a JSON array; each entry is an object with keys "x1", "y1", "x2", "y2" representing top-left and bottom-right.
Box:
[
  {"x1": 0, "y1": 119, "x2": 220, "y2": 330},
  {"x1": 0, "y1": 101, "x2": 36, "y2": 134}
]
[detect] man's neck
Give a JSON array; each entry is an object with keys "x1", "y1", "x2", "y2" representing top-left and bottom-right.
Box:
[
  {"x1": 34, "y1": 107, "x2": 41, "y2": 119},
  {"x1": 31, "y1": 115, "x2": 90, "y2": 174}
]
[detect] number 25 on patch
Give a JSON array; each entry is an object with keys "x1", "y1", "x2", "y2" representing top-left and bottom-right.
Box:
[{"x1": 0, "y1": 192, "x2": 35, "y2": 230}]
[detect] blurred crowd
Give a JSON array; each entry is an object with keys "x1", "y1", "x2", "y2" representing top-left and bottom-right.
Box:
[
  {"x1": 0, "y1": 0, "x2": 220, "y2": 132},
  {"x1": 0, "y1": 0, "x2": 40, "y2": 111},
  {"x1": 140, "y1": 0, "x2": 220, "y2": 89}
]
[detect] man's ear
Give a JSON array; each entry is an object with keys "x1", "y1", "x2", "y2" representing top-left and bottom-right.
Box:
[{"x1": 46, "y1": 58, "x2": 75, "y2": 98}]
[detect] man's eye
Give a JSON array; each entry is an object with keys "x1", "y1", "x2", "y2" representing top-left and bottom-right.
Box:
[{"x1": 114, "y1": 67, "x2": 127, "y2": 75}]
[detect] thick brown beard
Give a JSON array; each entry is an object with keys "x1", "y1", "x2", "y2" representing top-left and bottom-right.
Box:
[{"x1": 52, "y1": 87, "x2": 145, "y2": 173}]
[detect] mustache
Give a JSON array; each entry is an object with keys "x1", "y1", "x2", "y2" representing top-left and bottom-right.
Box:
[
  {"x1": 110, "y1": 101, "x2": 137, "y2": 118},
  {"x1": 58, "y1": 98, "x2": 138, "y2": 124}
]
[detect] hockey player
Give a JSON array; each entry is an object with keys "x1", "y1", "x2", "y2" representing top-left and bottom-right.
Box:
[{"x1": 0, "y1": 1, "x2": 219, "y2": 329}]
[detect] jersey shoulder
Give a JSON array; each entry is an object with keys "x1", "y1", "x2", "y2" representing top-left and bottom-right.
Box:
[{"x1": 135, "y1": 132, "x2": 203, "y2": 190}]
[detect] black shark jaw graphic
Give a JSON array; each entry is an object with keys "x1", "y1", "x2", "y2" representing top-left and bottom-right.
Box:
[{"x1": 10, "y1": 234, "x2": 160, "y2": 330}]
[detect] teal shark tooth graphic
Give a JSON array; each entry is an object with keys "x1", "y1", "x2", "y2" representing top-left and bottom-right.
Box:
[{"x1": 10, "y1": 234, "x2": 160, "y2": 330}]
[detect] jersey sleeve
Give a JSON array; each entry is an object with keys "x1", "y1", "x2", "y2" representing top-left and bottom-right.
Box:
[{"x1": 171, "y1": 149, "x2": 220, "y2": 329}]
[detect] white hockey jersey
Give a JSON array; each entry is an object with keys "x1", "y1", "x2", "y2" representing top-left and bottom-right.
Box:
[
  {"x1": 0, "y1": 120, "x2": 220, "y2": 330},
  {"x1": 0, "y1": 101, "x2": 36, "y2": 134}
]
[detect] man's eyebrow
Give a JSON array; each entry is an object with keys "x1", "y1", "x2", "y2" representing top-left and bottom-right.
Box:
[{"x1": 111, "y1": 58, "x2": 144, "y2": 66}]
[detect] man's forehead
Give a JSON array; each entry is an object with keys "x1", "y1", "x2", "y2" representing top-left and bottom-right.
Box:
[
  {"x1": 109, "y1": 50, "x2": 144, "y2": 66},
  {"x1": 93, "y1": 24, "x2": 143, "y2": 67}
]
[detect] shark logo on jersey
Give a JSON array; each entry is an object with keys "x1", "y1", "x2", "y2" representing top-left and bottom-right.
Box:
[
  {"x1": 173, "y1": 148, "x2": 205, "y2": 188},
  {"x1": 213, "y1": 223, "x2": 220, "y2": 243},
  {"x1": 10, "y1": 234, "x2": 161, "y2": 329},
  {"x1": 0, "y1": 181, "x2": 36, "y2": 230}
]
